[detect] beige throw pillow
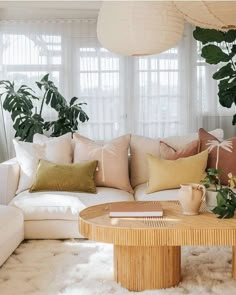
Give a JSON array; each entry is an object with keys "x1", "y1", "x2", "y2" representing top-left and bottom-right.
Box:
[
  {"x1": 146, "y1": 150, "x2": 208, "y2": 193},
  {"x1": 73, "y1": 134, "x2": 133, "y2": 193}
]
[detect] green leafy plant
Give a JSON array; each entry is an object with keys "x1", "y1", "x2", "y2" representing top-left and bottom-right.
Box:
[
  {"x1": 201, "y1": 168, "x2": 236, "y2": 218},
  {"x1": 0, "y1": 74, "x2": 89, "y2": 142},
  {"x1": 193, "y1": 27, "x2": 236, "y2": 125}
]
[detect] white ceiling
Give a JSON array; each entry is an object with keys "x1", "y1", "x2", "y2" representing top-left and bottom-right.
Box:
[{"x1": 0, "y1": 1, "x2": 102, "y2": 19}]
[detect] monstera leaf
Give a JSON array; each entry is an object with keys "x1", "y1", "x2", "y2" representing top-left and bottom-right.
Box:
[
  {"x1": 14, "y1": 114, "x2": 44, "y2": 142},
  {"x1": 36, "y1": 74, "x2": 66, "y2": 112},
  {"x1": 0, "y1": 74, "x2": 89, "y2": 142},
  {"x1": 44, "y1": 96, "x2": 89, "y2": 137}
]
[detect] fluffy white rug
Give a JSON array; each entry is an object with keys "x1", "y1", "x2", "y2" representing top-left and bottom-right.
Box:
[{"x1": 0, "y1": 240, "x2": 236, "y2": 295}]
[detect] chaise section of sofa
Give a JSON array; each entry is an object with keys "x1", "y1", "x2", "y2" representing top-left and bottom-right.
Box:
[{"x1": 9, "y1": 188, "x2": 134, "y2": 239}]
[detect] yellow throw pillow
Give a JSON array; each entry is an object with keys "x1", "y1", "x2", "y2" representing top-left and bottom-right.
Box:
[
  {"x1": 30, "y1": 159, "x2": 98, "y2": 193},
  {"x1": 146, "y1": 150, "x2": 208, "y2": 193}
]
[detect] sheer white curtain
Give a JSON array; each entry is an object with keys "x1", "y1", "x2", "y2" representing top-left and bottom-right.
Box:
[
  {"x1": 0, "y1": 20, "x2": 235, "y2": 161},
  {"x1": 0, "y1": 20, "x2": 127, "y2": 158}
]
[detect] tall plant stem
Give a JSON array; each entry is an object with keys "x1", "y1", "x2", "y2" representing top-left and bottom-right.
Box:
[
  {"x1": 0, "y1": 98, "x2": 9, "y2": 158},
  {"x1": 39, "y1": 91, "x2": 47, "y2": 117}
]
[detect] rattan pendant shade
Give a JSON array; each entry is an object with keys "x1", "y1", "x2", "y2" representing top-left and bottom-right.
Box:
[
  {"x1": 97, "y1": 1, "x2": 184, "y2": 56},
  {"x1": 175, "y1": 1, "x2": 236, "y2": 30}
]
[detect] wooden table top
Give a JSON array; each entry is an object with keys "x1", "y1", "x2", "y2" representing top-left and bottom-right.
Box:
[{"x1": 79, "y1": 201, "x2": 236, "y2": 246}]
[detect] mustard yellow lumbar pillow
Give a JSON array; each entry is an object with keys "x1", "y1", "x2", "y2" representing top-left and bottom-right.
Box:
[
  {"x1": 146, "y1": 150, "x2": 208, "y2": 193},
  {"x1": 30, "y1": 159, "x2": 98, "y2": 193}
]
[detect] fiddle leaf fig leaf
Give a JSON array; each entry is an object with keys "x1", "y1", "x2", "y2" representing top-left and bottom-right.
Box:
[
  {"x1": 193, "y1": 27, "x2": 225, "y2": 44},
  {"x1": 218, "y1": 88, "x2": 236, "y2": 108},
  {"x1": 232, "y1": 114, "x2": 236, "y2": 125},
  {"x1": 202, "y1": 45, "x2": 230, "y2": 64},
  {"x1": 212, "y1": 63, "x2": 235, "y2": 80},
  {"x1": 225, "y1": 30, "x2": 236, "y2": 43}
]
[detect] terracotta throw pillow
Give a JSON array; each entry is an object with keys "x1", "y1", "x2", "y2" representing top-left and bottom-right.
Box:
[
  {"x1": 160, "y1": 140, "x2": 199, "y2": 160},
  {"x1": 198, "y1": 128, "x2": 236, "y2": 185},
  {"x1": 73, "y1": 134, "x2": 133, "y2": 193}
]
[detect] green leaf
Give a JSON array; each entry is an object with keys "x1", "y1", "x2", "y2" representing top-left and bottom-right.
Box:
[
  {"x1": 70, "y1": 96, "x2": 78, "y2": 106},
  {"x1": 219, "y1": 87, "x2": 236, "y2": 108},
  {"x1": 232, "y1": 114, "x2": 236, "y2": 125},
  {"x1": 193, "y1": 27, "x2": 225, "y2": 44},
  {"x1": 202, "y1": 45, "x2": 230, "y2": 64},
  {"x1": 225, "y1": 30, "x2": 236, "y2": 42},
  {"x1": 216, "y1": 192, "x2": 227, "y2": 206},
  {"x1": 212, "y1": 63, "x2": 236, "y2": 80}
]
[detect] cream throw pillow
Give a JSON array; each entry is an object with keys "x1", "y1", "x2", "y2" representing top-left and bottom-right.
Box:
[
  {"x1": 146, "y1": 150, "x2": 208, "y2": 193},
  {"x1": 33, "y1": 133, "x2": 72, "y2": 164},
  {"x1": 73, "y1": 134, "x2": 133, "y2": 193},
  {"x1": 14, "y1": 133, "x2": 73, "y2": 194},
  {"x1": 13, "y1": 140, "x2": 45, "y2": 194}
]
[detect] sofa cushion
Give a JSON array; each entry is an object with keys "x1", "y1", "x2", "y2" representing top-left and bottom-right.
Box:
[
  {"x1": 134, "y1": 184, "x2": 179, "y2": 201},
  {"x1": 9, "y1": 188, "x2": 134, "y2": 221},
  {"x1": 160, "y1": 140, "x2": 199, "y2": 160},
  {"x1": 130, "y1": 129, "x2": 224, "y2": 188},
  {"x1": 199, "y1": 128, "x2": 236, "y2": 185},
  {"x1": 33, "y1": 133, "x2": 73, "y2": 164},
  {"x1": 146, "y1": 150, "x2": 208, "y2": 193},
  {"x1": 14, "y1": 133, "x2": 73, "y2": 194},
  {"x1": 30, "y1": 160, "x2": 98, "y2": 193},
  {"x1": 73, "y1": 133, "x2": 133, "y2": 193}
]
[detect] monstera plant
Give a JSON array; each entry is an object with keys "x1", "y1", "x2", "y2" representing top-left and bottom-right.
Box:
[
  {"x1": 193, "y1": 27, "x2": 236, "y2": 124},
  {"x1": 0, "y1": 74, "x2": 89, "y2": 142}
]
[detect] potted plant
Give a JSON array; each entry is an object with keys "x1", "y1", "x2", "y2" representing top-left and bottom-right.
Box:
[
  {"x1": 193, "y1": 27, "x2": 236, "y2": 125},
  {"x1": 0, "y1": 74, "x2": 89, "y2": 142},
  {"x1": 201, "y1": 168, "x2": 236, "y2": 218}
]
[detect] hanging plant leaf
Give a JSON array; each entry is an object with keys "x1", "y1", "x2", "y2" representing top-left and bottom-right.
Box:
[
  {"x1": 212, "y1": 63, "x2": 236, "y2": 80},
  {"x1": 202, "y1": 45, "x2": 230, "y2": 64},
  {"x1": 193, "y1": 27, "x2": 225, "y2": 44}
]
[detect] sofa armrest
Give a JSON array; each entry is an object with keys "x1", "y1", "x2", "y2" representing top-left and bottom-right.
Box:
[{"x1": 0, "y1": 158, "x2": 20, "y2": 205}]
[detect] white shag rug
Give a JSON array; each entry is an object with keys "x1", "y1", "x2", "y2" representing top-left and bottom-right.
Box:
[{"x1": 0, "y1": 240, "x2": 236, "y2": 295}]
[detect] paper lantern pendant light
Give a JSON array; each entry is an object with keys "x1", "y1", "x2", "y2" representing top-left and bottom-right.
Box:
[
  {"x1": 174, "y1": 1, "x2": 236, "y2": 30},
  {"x1": 97, "y1": 1, "x2": 184, "y2": 56}
]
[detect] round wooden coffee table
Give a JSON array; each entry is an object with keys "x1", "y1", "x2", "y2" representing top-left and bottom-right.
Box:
[
  {"x1": 79, "y1": 201, "x2": 181, "y2": 291},
  {"x1": 79, "y1": 201, "x2": 236, "y2": 291}
]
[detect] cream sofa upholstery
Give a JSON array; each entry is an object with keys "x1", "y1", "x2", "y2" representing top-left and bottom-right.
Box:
[
  {"x1": 0, "y1": 129, "x2": 224, "y2": 240},
  {"x1": 0, "y1": 205, "x2": 24, "y2": 266},
  {"x1": 9, "y1": 188, "x2": 134, "y2": 239},
  {"x1": 134, "y1": 184, "x2": 179, "y2": 201}
]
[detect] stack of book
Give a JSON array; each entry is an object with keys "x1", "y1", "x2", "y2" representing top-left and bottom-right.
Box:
[{"x1": 109, "y1": 201, "x2": 163, "y2": 218}]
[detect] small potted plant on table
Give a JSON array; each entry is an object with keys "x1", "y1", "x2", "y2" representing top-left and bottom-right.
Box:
[{"x1": 201, "y1": 168, "x2": 236, "y2": 218}]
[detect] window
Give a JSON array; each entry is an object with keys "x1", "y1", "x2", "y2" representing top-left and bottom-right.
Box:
[{"x1": 0, "y1": 21, "x2": 231, "y2": 159}]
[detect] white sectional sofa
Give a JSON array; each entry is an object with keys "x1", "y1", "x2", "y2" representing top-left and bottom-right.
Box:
[
  {"x1": 0, "y1": 130, "x2": 223, "y2": 242},
  {"x1": 0, "y1": 159, "x2": 179, "y2": 239},
  {"x1": 0, "y1": 205, "x2": 24, "y2": 266}
]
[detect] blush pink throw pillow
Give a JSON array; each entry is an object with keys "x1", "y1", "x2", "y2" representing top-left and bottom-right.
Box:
[
  {"x1": 73, "y1": 134, "x2": 133, "y2": 193},
  {"x1": 160, "y1": 140, "x2": 199, "y2": 160}
]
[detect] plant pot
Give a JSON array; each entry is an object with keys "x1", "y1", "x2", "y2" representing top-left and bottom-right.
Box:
[{"x1": 205, "y1": 190, "x2": 218, "y2": 212}]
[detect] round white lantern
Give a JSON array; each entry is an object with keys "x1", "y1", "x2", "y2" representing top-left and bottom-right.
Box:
[
  {"x1": 97, "y1": 1, "x2": 184, "y2": 56},
  {"x1": 174, "y1": 1, "x2": 236, "y2": 30}
]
